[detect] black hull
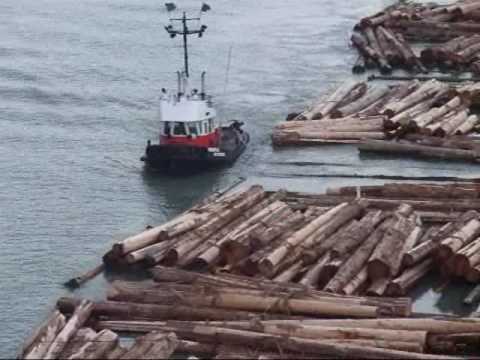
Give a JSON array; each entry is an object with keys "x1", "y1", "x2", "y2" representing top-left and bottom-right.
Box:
[{"x1": 141, "y1": 128, "x2": 249, "y2": 172}]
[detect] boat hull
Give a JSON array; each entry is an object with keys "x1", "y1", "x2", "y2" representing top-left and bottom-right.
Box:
[{"x1": 141, "y1": 128, "x2": 249, "y2": 171}]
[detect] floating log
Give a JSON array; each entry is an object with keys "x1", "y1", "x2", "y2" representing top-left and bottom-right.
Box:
[
  {"x1": 359, "y1": 139, "x2": 480, "y2": 163},
  {"x1": 64, "y1": 264, "x2": 105, "y2": 289}
]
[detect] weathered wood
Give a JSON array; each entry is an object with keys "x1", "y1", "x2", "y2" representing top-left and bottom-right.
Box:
[
  {"x1": 331, "y1": 87, "x2": 390, "y2": 118},
  {"x1": 403, "y1": 240, "x2": 437, "y2": 267},
  {"x1": 452, "y1": 237, "x2": 480, "y2": 276},
  {"x1": 21, "y1": 311, "x2": 66, "y2": 360},
  {"x1": 366, "y1": 278, "x2": 389, "y2": 297},
  {"x1": 299, "y1": 253, "x2": 331, "y2": 287},
  {"x1": 330, "y1": 211, "x2": 386, "y2": 258},
  {"x1": 140, "y1": 332, "x2": 178, "y2": 359},
  {"x1": 454, "y1": 114, "x2": 478, "y2": 135},
  {"x1": 143, "y1": 323, "x2": 448, "y2": 360},
  {"x1": 69, "y1": 329, "x2": 118, "y2": 360},
  {"x1": 164, "y1": 186, "x2": 268, "y2": 266},
  {"x1": 59, "y1": 328, "x2": 97, "y2": 359},
  {"x1": 437, "y1": 218, "x2": 480, "y2": 261},
  {"x1": 363, "y1": 27, "x2": 392, "y2": 73},
  {"x1": 410, "y1": 96, "x2": 463, "y2": 130},
  {"x1": 44, "y1": 300, "x2": 94, "y2": 359},
  {"x1": 368, "y1": 205, "x2": 415, "y2": 280},
  {"x1": 104, "y1": 345, "x2": 128, "y2": 359},
  {"x1": 386, "y1": 259, "x2": 433, "y2": 296},
  {"x1": 382, "y1": 80, "x2": 447, "y2": 117},
  {"x1": 58, "y1": 296, "x2": 288, "y2": 322},
  {"x1": 326, "y1": 220, "x2": 388, "y2": 293},
  {"x1": 433, "y1": 109, "x2": 469, "y2": 137},
  {"x1": 300, "y1": 82, "x2": 361, "y2": 120},
  {"x1": 342, "y1": 266, "x2": 369, "y2": 295},
  {"x1": 258, "y1": 203, "x2": 350, "y2": 276},
  {"x1": 112, "y1": 212, "x2": 199, "y2": 256}
]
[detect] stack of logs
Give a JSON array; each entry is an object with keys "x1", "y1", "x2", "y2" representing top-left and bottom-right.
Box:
[
  {"x1": 103, "y1": 183, "x2": 480, "y2": 298},
  {"x1": 274, "y1": 79, "x2": 480, "y2": 152},
  {"x1": 352, "y1": 0, "x2": 480, "y2": 74},
  {"x1": 18, "y1": 267, "x2": 480, "y2": 358}
]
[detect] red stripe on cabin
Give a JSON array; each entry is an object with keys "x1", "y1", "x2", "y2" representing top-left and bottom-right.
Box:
[{"x1": 160, "y1": 132, "x2": 219, "y2": 147}]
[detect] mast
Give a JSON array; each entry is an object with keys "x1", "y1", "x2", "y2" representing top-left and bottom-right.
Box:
[{"x1": 165, "y1": 12, "x2": 208, "y2": 78}]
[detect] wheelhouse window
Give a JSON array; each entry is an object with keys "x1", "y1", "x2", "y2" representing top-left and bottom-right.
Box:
[
  {"x1": 188, "y1": 122, "x2": 198, "y2": 136},
  {"x1": 173, "y1": 122, "x2": 187, "y2": 136},
  {"x1": 162, "y1": 121, "x2": 171, "y2": 136}
]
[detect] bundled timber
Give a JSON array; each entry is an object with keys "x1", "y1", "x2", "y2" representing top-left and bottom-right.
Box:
[
  {"x1": 96, "y1": 182, "x2": 480, "y2": 303},
  {"x1": 274, "y1": 80, "x2": 480, "y2": 147},
  {"x1": 352, "y1": 1, "x2": 480, "y2": 75}
]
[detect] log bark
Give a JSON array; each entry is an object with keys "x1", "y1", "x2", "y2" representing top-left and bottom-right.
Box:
[
  {"x1": 437, "y1": 218, "x2": 480, "y2": 261},
  {"x1": 144, "y1": 323, "x2": 447, "y2": 360},
  {"x1": 330, "y1": 211, "x2": 386, "y2": 258},
  {"x1": 331, "y1": 87, "x2": 390, "y2": 118},
  {"x1": 301, "y1": 82, "x2": 361, "y2": 120},
  {"x1": 366, "y1": 278, "x2": 389, "y2": 297},
  {"x1": 139, "y1": 332, "x2": 178, "y2": 359},
  {"x1": 299, "y1": 253, "x2": 331, "y2": 287},
  {"x1": 342, "y1": 266, "x2": 369, "y2": 295},
  {"x1": 433, "y1": 109, "x2": 469, "y2": 137},
  {"x1": 363, "y1": 27, "x2": 392, "y2": 73},
  {"x1": 368, "y1": 205, "x2": 415, "y2": 280},
  {"x1": 104, "y1": 345, "x2": 128, "y2": 359},
  {"x1": 326, "y1": 220, "x2": 389, "y2": 293},
  {"x1": 382, "y1": 80, "x2": 447, "y2": 117},
  {"x1": 410, "y1": 96, "x2": 464, "y2": 130},
  {"x1": 59, "y1": 328, "x2": 97, "y2": 359},
  {"x1": 258, "y1": 203, "x2": 350, "y2": 276},
  {"x1": 112, "y1": 212, "x2": 199, "y2": 256},
  {"x1": 69, "y1": 329, "x2": 118, "y2": 359},
  {"x1": 452, "y1": 237, "x2": 480, "y2": 276},
  {"x1": 107, "y1": 287, "x2": 380, "y2": 318},
  {"x1": 43, "y1": 301, "x2": 93, "y2": 360},
  {"x1": 386, "y1": 259, "x2": 433, "y2": 296},
  {"x1": 58, "y1": 297, "x2": 284, "y2": 322},
  {"x1": 21, "y1": 311, "x2": 66, "y2": 360},
  {"x1": 376, "y1": 27, "x2": 417, "y2": 69},
  {"x1": 164, "y1": 186, "x2": 267, "y2": 266},
  {"x1": 454, "y1": 114, "x2": 478, "y2": 135}
]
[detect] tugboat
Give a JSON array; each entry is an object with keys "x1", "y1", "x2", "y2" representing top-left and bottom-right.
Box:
[{"x1": 141, "y1": 10, "x2": 249, "y2": 171}]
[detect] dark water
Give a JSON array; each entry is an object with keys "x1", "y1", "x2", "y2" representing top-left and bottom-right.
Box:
[{"x1": 2, "y1": 0, "x2": 480, "y2": 356}]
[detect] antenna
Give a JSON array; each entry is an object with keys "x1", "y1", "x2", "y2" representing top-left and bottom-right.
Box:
[
  {"x1": 165, "y1": 12, "x2": 207, "y2": 78},
  {"x1": 223, "y1": 45, "x2": 233, "y2": 96}
]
